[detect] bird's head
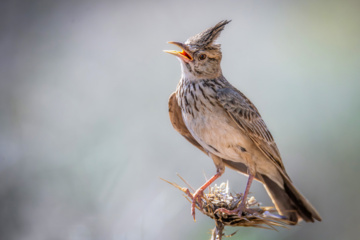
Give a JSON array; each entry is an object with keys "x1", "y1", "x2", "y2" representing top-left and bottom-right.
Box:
[{"x1": 165, "y1": 20, "x2": 231, "y2": 80}]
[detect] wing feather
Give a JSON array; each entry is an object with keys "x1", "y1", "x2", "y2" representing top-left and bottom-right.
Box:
[
  {"x1": 168, "y1": 92, "x2": 207, "y2": 155},
  {"x1": 217, "y1": 88, "x2": 287, "y2": 173}
]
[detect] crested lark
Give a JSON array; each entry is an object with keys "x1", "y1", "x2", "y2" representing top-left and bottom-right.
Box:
[{"x1": 165, "y1": 20, "x2": 321, "y2": 224}]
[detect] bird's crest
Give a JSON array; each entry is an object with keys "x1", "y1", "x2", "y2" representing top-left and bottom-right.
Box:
[{"x1": 185, "y1": 20, "x2": 231, "y2": 49}]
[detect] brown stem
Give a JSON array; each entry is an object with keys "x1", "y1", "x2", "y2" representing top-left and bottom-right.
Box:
[{"x1": 210, "y1": 221, "x2": 224, "y2": 240}]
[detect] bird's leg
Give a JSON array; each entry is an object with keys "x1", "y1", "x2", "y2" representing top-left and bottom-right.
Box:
[
  {"x1": 235, "y1": 173, "x2": 255, "y2": 216},
  {"x1": 215, "y1": 173, "x2": 255, "y2": 217},
  {"x1": 191, "y1": 154, "x2": 225, "y2": 221},
  {"x1": 191, "y1": 169, "x2": 223, "y2": 221}
]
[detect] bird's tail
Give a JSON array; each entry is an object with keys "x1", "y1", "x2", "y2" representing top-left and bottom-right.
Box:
[
  {"x1": 222, "y1": 160, "x2": 321, "y2": 224},
  {"x1": 261, "y1": 173, "x2": 322, "y2": 224}
]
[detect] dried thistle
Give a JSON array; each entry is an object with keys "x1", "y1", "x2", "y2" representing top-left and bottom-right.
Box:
[{"x1": 162, "y1": 175, "x2": 293, "y2": 239}]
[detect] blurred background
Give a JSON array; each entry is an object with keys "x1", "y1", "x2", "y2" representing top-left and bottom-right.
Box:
[{"x1": 1, "y1": 0, "x2": 359, "y2": 239}]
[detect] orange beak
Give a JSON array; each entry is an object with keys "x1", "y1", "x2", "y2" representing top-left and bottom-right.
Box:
[{"x1": 164, "y1": 42, "x2": 193, "y2": 62}]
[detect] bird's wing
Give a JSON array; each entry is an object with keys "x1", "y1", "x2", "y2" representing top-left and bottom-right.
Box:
[
  {"x1": 169, "y1": 91, "x2": 266, "y2": 181},
  {"x1": 216, "y1": 87, "x2": 287, "y2": 174},
  {"x1": 168, "y1": 92, "x2": 208, "y2": 155}
]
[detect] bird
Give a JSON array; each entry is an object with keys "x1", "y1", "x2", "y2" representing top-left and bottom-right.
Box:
[{"x1": 164, "y1": 20, "x2": 321, "y2": 224}]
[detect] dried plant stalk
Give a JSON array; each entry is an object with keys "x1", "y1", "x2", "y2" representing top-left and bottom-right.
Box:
[
  {"x1": 210, "y1": 221, "x2": 224, "y2": 240},
  {"x1": 162, "y1": 176, "x2": 293, "y2": 239}
]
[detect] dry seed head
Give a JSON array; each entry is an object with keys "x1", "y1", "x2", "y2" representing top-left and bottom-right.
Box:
[{"x1": 163, "y1": 177, "x2": 293, "y2": 229}]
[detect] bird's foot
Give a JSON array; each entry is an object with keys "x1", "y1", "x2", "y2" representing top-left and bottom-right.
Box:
[
  {"x1": 215, "y1": 173, "x2": 256, "y2": 218},
  {"x1": 191, "y1": 188, "x2": 204, "y2": 221},
  {"x1": 215, "y1": 201, "x2": 255, "y2": 218},
  {"x1": 182, "y1": 168, "x2": 223, "y2": 221}
]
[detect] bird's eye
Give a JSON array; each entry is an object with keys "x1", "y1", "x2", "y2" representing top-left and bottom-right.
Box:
[{"x1": 199, "y1": 54, "x2": 207, "y2": 60}]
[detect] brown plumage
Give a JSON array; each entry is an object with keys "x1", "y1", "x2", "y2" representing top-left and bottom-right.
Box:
[{"x1": 165, "y1": 20, "x2": 321, "y2": 224}]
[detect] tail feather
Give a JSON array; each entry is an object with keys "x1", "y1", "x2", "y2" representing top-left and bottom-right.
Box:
[
  {"x1": 262, "y1": 174, "x2": 299, "y2": 224},
  {"x1": 262, "y1": 174, "x2": 321, "y2": 224},
  {"x1": 223, "y1": 160, "x2": 321, "y2": 224}
]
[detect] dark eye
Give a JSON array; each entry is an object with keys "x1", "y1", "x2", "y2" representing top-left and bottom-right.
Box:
[{"x1": 199, "y1": 54, "x2": 207, "y2": 60}]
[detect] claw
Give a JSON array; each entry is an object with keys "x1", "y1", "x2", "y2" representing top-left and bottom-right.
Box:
[
  {"x1": 215, "y1": 200, "x2": 258, "y2": 218},
  {"x1": 183, "y1": 188, "x2": 194, "y2": 200},
  {"x1": 215, "y1": 202, "x2": 245, "y2": 217},
  {"x1": 191, "y1": 189, "x2": 204, "y2": 221}
]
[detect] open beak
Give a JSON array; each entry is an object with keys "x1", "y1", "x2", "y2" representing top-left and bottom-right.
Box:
[{"x1": 164, "y1": 42, "x2": 193, "y2": 62}]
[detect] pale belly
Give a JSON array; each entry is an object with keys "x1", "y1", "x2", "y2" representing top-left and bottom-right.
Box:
[
  {"x1": 182, "y1": 106, "x2": 282, "y2": 184},
  {"x1": 182, "y1": 106, "x2": 251, "y2": 163}
]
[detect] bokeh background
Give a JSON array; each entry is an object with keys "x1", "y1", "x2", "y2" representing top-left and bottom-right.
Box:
[{"x1": 1, "y1": 0, "x2": 360, "y2": 239}]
